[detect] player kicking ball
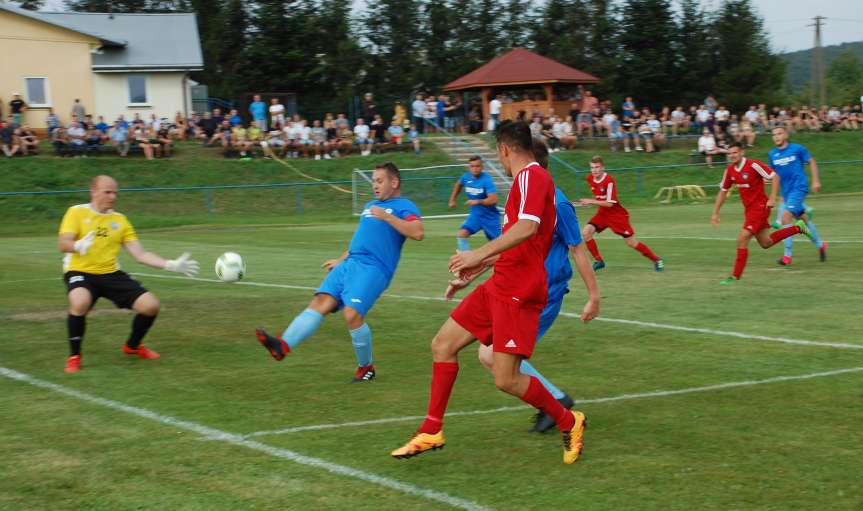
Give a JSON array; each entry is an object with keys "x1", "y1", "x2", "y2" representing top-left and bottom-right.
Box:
[
  {"x1": 447, "y1": 156, "x2": 501, "y2": 251},
  {"x1": 446, "y1": 140, "x2": 601, "y2": 434},
  {"x1": 711, "y1": 143, "x2": 812, "y2": 284},
  {"x1": 391, "y1": 121, "x2": 587, "y2": 465},
  {"x1": 579, "y1": 156, "x2": 664, "y2": 272},
  {"x1": 768, "y1": 126, "x2": 827, "y2": 266},
  {"x1": 59, "y1": 175, "x2": 200, "y2": 373},
  {"x1": 254, "y1": 162, "x2": 423, "y2": 382}
]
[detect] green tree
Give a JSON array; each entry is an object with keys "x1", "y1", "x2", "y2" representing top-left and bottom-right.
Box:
[
  {"x1": 361, "y1": 0, "x2": 423, "y2": 98},
  {"x1": 585, "y1": 0, "x2": 619, "y2": 98},
  {"x1": 675, "y1": 0, "x2": 717, "y2": 105},
  {"x1": 826, "y1": 49, "x2": 863, "y2": 104},
  {"x1": 711, "y1": 0, "x2": 785, "y2": 110},
  {"x1": 532, "y1": 0, "x2": 591, "y2": 70},
  {"x1": 205, "y1": 0, "x2": 248, "y2": 99},
  {"x1": 500, "y1": 0, "x2": 534, "y2": 49},
  {"x1": 419, "y1": 0, "x2": 457, "y2": 89}
]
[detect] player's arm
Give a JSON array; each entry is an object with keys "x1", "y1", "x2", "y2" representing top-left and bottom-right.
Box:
[
  {"x1": 368, "y1": 206, "x2": 424, "y2": 241},
  {"x1": 767, "y1": 172, "x2": 779, "y2": 208},
  {"x1": 569, "y1": 243, "x2": 600, "y2": 322},
  {"x1": 448, "y1": 181, "x2": 463, "y2": 208},
  {"x1": 323, "y1": 250, "x2": 349, "y2": 272},
  {"x1": 449, "y1": 219, "x2": 537, "y2": 273},
  {"x1": 808, "y1": 158, "x2": 821, "y2": 193},
  {"x1": 123, "y1": 240, "x2": 199, "y2": 276},
  {"x1": 469, "y1": 192, "x2": 498, "y2": 206},
  {"x1": 579, "y1": 197, "x2": 614, "y2": 208},
  {"x1": 711, "y1": 189, "x2": 727, "y2": 226}
]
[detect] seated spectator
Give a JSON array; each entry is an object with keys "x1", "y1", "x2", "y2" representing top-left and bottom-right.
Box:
[
  {"x1": 844, "y1": 105, "x2": 860, "y2": 130},
  {"x1": 336, "y1": 124, "x2": 353, "y2": 156},
  {"x1": 697, "y1": 128, "x2": 725, "y2": 167},
  {"x1": 295, "y1": 120, "x2": 312, "y2": 158},
  {"x1": 670, "y1": 106, "x2": 688, "y2": 135},
  {"x1": 743, "y1": 105, "x2": 760, "y2": 128},
  {"x1": 408, "y1": 124, "x2": 421, "y2": 155},
  {"x1": 156, "y1": 124, "x2": 173, "y2": 157},
  {"x1": 529, "y1": 116, "x2": 545, "y2": 143},
  {"x1": 606, "y1": 113, "x2": 623, "y2": 150},
  {"x1": 645, "y1": 114, "x2": 665, "y2": 151},
  {"x1": 46, "y1": 108, "x2": 60, "y2": 136},
  {"x1": 353, "y1": 117, "x2": 373, "y2": 156},
  {"x1": 270, "y1": 97, "x2": 285, "y2": 129},
  {"x1": 388, "y1": 119, "x2": 404, "y2": 144},
  {"x1": 199, "y1": 112, "x2": 217, "y2": 144},
  {"x1": 371, "y1": 114, "x2": 387, "y2": 145},
  {"x1": 637, "y1": 119, "x2": 656, "y2": 153},
  {"x1": 714, "y1": 105, "x2": 730, "y2": 134},
  {"x1": 231, "y1": 123, "x2": 252, "y2": 158},
  {"x1": 109, "y1": 120, "x2": 130, "y2": 157},
  {"x1": 52, "y1": 126, "x2": 69, "y2": 156},
  {"x1": 186, "y1": 112, "x2": 201, "y2": 140},
  {"x1": 211, "y1": 119, "x2": 233, "y2": 149},
  {"x1": 620, "y1": 115, "x2": 638, "y2": 152},
  {"x1": 174, "y1": 111, "x2": 188, "y2": 140},
  {"x1": 228, "y1": 109, "x2": 243, "y2": 127},
  {"x1": 132, "y1": 126, "x2": 155, "y2": 160},
  {"x1": 261, "y1": 123, "x2": 287, "y2": 159},
  {"x1": 146, "y1": 114, "x2": 161, "y2": 132},
  {"x1": 17, "y1": 125, "x2": 39, "y2": 155},
  {"x1": 324, "y1": 117, "x2": 339, "y2": 157},
  {"x1": 67, "y1": 121, "x2": 88, "y2": 157},
  {"x1": 211, "y1": 108, "x2": 224, "y2": 126},
  {"x1": 659, "y1": 106, "x2": 672, "y2": 135},
  {"x1": 553, "y1": 116, "x2": 577, "y2": 150},
  {"x1": 334, "y1": 113, "x2": 349, "y2": 131},
  {"x1": 310, "y1": 119, "x2": 329, "y2": 160},
  {"x1": 94, "y1": 116, "x2": 110, "y2": 139},
  {"x1": 131, "y1": 113, "x2": 145, "y2": 127},
  {"x1": 283, "y1": 121, "x2": 298, "y2": 158},
  {"x1": 1, "y1": 118, "x2": 20, "y2": 157},
  {"x1": 247, "y1": 122, "x2": 263, "y2": 148},
  {"x1": 85, "y1": 124, "x2": 103, "y2": 152},
  {"x1": 727, "y1": 116, "x2": 741, "y2": 143}
]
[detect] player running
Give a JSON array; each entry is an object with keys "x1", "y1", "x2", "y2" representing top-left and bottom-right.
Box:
[
  {"x1": 58, "y1": 175, "x2": 200, "y2": 373},
  {"x1": 446, "y1": 140, "x2": 601, "y2": 433},
  {"x1": 579, "y1": 156, "x2": 664, "y2": 272},
  {"x1": 391, "y1": 121, "x2": 587, "y2": 465},
  {"x1": 768, "y1": 126, "x2": 827, "y2": 265},
  {"x1": 255, "y1": 162, "x2": 423, "y2": 382},
  {"x1": 711, "y1": 143, "x2": 812, "y2": 284},
  {"x1": 448, "y1": 156, "x2": 501, "y2": 251}
]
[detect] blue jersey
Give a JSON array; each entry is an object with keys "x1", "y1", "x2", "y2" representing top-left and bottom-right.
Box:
[
  {"x1": 460, "y1": 172, "x2": 498, "y2": 217},
  {"x1": 768, "y1": 143, "x2": 811, "y2": 196},
  {"x1": 249, "y1": 101, "x2": 267, "y2": 121},
  {"x1": 546, "y1": 188, "x2": 583, "y2": 302},
  {"x1": 349, "y1": 197, "x2": 421, "y2": 279}
]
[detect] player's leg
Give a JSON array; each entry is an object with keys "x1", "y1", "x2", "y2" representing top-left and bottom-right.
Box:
[
  {"x1": 482, "y1": 214, "x2": 502, "y2": 241},
  {"x1": 457, "y1": 214, "x2": 481, "y2": 251},
  {"x1": 123, "y1": 291, "x2": 161, "y2": 359},
  {"x1": 582, "y1": 222, "x2": 605, "y2": 271},
  {"x1": 65, "y1": 286, "x2": 93, "y2": 372},
  {"x1": 339, "y1": 263, "x2": 390, "y2": 381},
  {"x1": 342, "y1": 306, "x2": 376, "y2": 382},
  {"x1": 623, "y1": 232, "x2": 664, "y2": 271},
  {"x1": 774, "y1": 202, "x2": 795, "y2": 265},
  {"x1": 722, "y1": 228, "x2": 755, "y2": 283}
]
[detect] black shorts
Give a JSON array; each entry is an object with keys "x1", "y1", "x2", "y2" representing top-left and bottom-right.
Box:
[{"x1": 64, "y1": 271, "x2": 148, "y2": 309}]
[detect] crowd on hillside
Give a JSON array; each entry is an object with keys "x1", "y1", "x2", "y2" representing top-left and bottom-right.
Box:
[{"x1": 2, "y1": 88, "x2": 861, "y2": 160}]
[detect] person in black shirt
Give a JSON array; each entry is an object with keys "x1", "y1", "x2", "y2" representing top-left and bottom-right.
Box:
[
  {"x1": 371, "y1": 114, "x2": 387, "y2": 145},
  {"x1": 362, "y1": 93, "x2": 377, "y2": 124},
  {"x1": 1, "y1": 116, "x2": 21, "y2": 157},
  {"x1": 10, "y1": 93, "x2": 27, "y2": 125},
  {"x1": 199, "y1": 112, "x2": 217, "y2": 144}
]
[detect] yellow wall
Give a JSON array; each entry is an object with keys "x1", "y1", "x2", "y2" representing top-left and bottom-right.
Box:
[
  {"x1": 94, "y1": 72, "x2": 190, "y2": 123},
  {"x1": 0, "y1": 10, "x2": 100, "y2": 128}
]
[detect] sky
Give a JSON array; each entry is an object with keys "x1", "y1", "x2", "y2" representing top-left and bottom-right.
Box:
[{"x1": 35, "y1": 0, "x2": 863, "y2": 54}]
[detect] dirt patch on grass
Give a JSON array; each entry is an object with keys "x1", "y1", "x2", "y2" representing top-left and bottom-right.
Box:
[{"x1": 5, "y1": 308, "x2": 131, "y2": 322}]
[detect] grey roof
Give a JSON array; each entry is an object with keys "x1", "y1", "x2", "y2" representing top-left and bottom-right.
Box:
[{"x1": 1, "y1": 4, "x2": 203, "y2": 72}]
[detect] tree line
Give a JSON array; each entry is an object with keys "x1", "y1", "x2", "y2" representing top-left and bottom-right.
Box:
[{"x1": 16, "y1": 0, "x2": 839, "y2": 114}]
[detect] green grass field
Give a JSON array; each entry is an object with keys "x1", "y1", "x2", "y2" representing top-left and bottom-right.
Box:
[{"x1": 1, "y1": 131, "x2": 862, "y2": 510}]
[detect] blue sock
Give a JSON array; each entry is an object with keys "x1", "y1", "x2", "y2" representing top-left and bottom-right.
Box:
[
  {"x1": 806, "y1": 220, "x2": 823, "y2": 248},
  {"x1": 281, "y1": 308, "x2": 324, "y2": 350},
  {"x1": 519, "y1": 360, "x2": 565, "y2": 399},
  {"x1": 457, "y1": 237, "x2": 470, "y2": 252},
  {"x1": 350, "y1": 323, "x2": 373, "y2": 367},
  {"x1": 783, "y1": 234, "x2": 793, "y2": 258}
]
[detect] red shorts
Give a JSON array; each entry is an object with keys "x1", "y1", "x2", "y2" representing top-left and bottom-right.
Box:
[
  {"x1": 589, "y1": 212, "x2": 634, "y2": 238},
  {"x1": 450, "y1": 282, "x2": 541, "y2": 358},
  {"x1": 743, "y1": 205, "x2": 772, "y2": 235}
]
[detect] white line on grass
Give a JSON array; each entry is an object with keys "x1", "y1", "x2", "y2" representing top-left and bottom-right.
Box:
[
  {"x1": 244, "y1": 366, "x2": 863, "y2": 438},
  {"x1": 0, "y1": 366, "x2": 491, "y2": 511},
  {"x1": 132, "y1": 272, "x2": 863, "y2": 351},
  {"x1": 638, "y1": 236, "x2": 863, "y2": 244}
]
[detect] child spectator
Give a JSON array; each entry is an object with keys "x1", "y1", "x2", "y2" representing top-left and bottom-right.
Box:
[
  {"x1": 408, "y1": 124, "x2": 421, "y2": 154},
  {"x1": 353, "y1": 117, "x2": 373, "y2": 156}
]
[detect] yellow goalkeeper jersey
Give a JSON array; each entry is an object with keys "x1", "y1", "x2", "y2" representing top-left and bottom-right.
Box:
[{"x1": 59, "y1": 204, "x2": 138, "y2": 274}]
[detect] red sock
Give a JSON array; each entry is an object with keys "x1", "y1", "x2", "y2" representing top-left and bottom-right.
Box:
[
  {"x1": 520, "y1": 377, "x2": 575, "y2": 431},
  {"x1": 732, "y1": 248, "x2": 748, "y2": 279},
  {"x1": 769, "y1": 225, "x2": 801, "y2": 245},
  {"x1": 634, "y1": 242, "x2": 660, "y2": 262},
  {"x1": 418, "y1": 362, "x2": 459, "y2": 434},
  {"x1": 586, "y1": 239, "x2": 602, "y2": 261}
]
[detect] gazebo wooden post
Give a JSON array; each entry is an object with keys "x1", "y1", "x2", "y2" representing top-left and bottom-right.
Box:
[
  {"x1": 543, "y1": 84, "x2": 554, "y2": 117},
  {"x1": 481, "y1": 87, "x2": 491, "y2": 128}
]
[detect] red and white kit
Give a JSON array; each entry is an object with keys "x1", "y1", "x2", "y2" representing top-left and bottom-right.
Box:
[
  {"x1": 587, "y1": 172, "x2": 635, "y2": 237},
  {"x1": 720, "y1": 157, "x2": 775, "y2": 234},
  {"x1": 451, "y1": 161, "x2": 556, "y2": 358}
]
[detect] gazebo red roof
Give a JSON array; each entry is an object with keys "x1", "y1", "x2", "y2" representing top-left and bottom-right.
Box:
[{"x1": 442, "y1": 48, "x2": 600, "y2": 91}]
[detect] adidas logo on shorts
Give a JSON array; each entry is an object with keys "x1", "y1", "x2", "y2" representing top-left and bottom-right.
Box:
[{"x1": 505, "y1": 339, "x2": 518, "y2": 348}]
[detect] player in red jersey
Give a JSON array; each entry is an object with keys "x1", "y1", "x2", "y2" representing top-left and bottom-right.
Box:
[
  {"x1": 390, "y1": 121, "x2": 587, "y2": 465},
  {"x1": 711, "y1": 142, "x2": 812, "y2": 284},
  {"x1": 579, "y1": 156, "x2": 664, "y2": 272}
]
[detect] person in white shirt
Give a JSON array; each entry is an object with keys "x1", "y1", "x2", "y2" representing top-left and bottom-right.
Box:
[
  {"x1": 353, "y1": 117, "x2": 373, "y2": 156},
  {"x1": 744, "y1": 106, "x2": 759, "y2": 125},
  {"x1": 670, "y1": 106, "x2": 688, "y2": 135},
  {"x1": 411, "y1": 94, "x2": 427, "y2": 133},
  {"x1": 697, "y1": 128, "x2": 725, "y2": 167},
  {"x1": 488, "y1": 94, "x2": 502, "y2": 132},
  {"x1": 296, "y1": 120, "x2": 312, "y2": 158},
  {"x1": 714, "y1": 105, "x2": 730, "y2": 134},
  {"x1": 269, "y1": 98, "x2": 285, "y2": 129}
]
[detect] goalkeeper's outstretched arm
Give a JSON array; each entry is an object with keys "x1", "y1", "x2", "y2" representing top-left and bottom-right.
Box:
[{"x1": 123, "y1": 240, "x2": 200, "y2": 277}]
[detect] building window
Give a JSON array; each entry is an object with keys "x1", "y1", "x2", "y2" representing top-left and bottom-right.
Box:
[
  {"x1": 128, "y1": 75, "x2": 148, "y2": 104},
  {"x1": 24, "y1": 77, "x2": 50, "y2": 107}
]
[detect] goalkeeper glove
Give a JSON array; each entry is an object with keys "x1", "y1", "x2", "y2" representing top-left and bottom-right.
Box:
[
  {"x1": 73, "y1": 231, "x2": 96, "y2": 256},
  {"x1": 164, "y1": 252, "x2": 200, "y2": 277}
]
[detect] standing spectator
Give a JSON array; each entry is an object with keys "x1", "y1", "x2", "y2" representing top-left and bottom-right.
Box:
[
  {"x1": 362, "y1": 93, "x2": 377, "y2": 125},
  {"x1": 451, "y1": 94, "x2": 465, "y2": 133},
  {"x1": 488, "y1": 94, "x2": 502, "y2": 132},
  {"x1": 436, "y1": 94, "x2": 446, "y2": 130},
  {"x1": 353, "y1": 117, "x2": 373, "y2": 156},
  {"x1": 249, "y1": 94, "x2": 267, "y2": 131},
  {"x1": 423, "y1": 96, "x2": 438, "y2": 131},
  {"x1": 442, "y1": 95, "x2": 456, "y2": 132},
  {"x1": 606, "y1": 113, "x2": 623, "y2": 150},
  {"x1": 269, "y1": 97, "x2": 285, "y2": 129},
  {"x1": 9, "y1": 93, "x2": 27, "y2": 125},
  {"x1": 393, "y1": 100, "x2": 407, "y2": 127},
  {"x1": 71, "y1": 99, "x2": 86, "y2": 121},
  {"x1": 697, "y1": 128, "x2": 725, "y2": 167},
  {"x1": 408, "y1": 124, "x2": 421, "y2": 154},
  {"x1": 704, "y1": 94, "x2": 718, "y2": 113},
  {"x1": 621, "y1": 96, "x2": 635, "y2": 119},
  {"x1": 578, "y1": 90, "x2": 599, "y2": 135},
  {"x1": 467, "y1": 105, "x2": 482, "y2": 134},
  {"x1": 411, "y1": 93, "x2": 426, "y2": 133},
  {"x1": 109, "y1": 120, "x2": 130, "y2": 157},
  {"x1": 46, "y1": 107, "x2": 60, "y2": 135}
]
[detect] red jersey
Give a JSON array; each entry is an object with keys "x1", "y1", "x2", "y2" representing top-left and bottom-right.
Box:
[
  {"x1": 588, "y1": 173, "x2": 628, "y2": 216},
  {"x1": 488, "y1": 162, "x2": 556, "y2": 308},
  {"x1": 720, "y1": 158, "x2": 775, "y2": 209}
]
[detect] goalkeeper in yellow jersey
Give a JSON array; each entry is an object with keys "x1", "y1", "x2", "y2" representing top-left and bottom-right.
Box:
[{"x1": 58, "y1": 175, "x2": 200, "y2": 373}]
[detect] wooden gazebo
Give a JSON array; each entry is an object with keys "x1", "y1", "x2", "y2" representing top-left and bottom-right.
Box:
[{"x1": 442, "y1": 48, "x2": 600, "y2": 124}]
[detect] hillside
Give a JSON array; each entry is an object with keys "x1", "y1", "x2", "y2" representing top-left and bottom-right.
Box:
[{"x1": 782, "y1": 40, "x2": 863, "y2": 91}]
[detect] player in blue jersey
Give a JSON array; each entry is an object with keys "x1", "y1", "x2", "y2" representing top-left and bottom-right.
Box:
[
  {"x1": 768, "y1": 126, "x2": 826, "y2": 265},
  {"x1": 448, "y1": 156, "x2": 501, "y2": 251},
  {"x1": 255, "y1": 162, "x2": 424, "y2": 382},
  {"x1": 446, "y1": 141, "x2": 601, "y2": 432}
]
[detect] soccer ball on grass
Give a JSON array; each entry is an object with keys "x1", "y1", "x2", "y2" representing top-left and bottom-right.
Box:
[{"x1": 215, "y1": 252, "x2": 245, "y2": 282}]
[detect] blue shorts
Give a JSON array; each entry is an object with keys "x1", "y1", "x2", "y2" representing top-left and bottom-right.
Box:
[
  {"x1": 461, "y1": 212, "x2": 501, "y2": 240},
  {"x1": 782, "y1": 189, "x2": 808, "y2": 217},
  {"x1": 316, "y1": 258, "x2": 389, "y2": 317},
  {"x1": 537, "y1": 297, "x2": 565, "y2": 341}
]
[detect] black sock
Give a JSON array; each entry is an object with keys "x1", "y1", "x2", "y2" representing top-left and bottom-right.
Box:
[
  {"x1": 68, "y1": 314, "x2": 86, "y2": 356},
  {"x1": 126, "y1": 314, "x2": 156, "y2": 349}
]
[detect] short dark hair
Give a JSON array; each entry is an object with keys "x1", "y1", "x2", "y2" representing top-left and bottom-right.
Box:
[
  {"x1": 495, "y1": 120, "x2": 533, "y2": 153},
  {"x1": 532, "y1": 138, "x2": 549, "y2": 169},
  {"x1": 375, "y1": 162, "x2": 401, "y2": 183},
  {"x1": 468, "y1": 155, "x2": 482, "y2": 163}
]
